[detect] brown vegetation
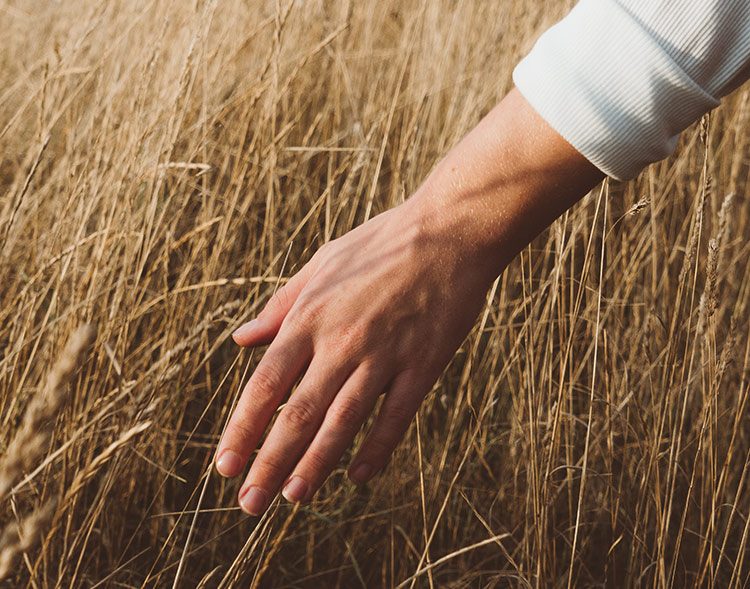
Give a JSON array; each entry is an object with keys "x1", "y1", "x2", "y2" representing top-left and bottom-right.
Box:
[{"x1": 1, "y1": 0, "x2": 748, "y2": 586}]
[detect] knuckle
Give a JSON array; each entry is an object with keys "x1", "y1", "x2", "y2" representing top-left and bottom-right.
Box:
[
  {"x1": 255, "y1": 452, "x2": 286, "y2": 478},
  {"x1": 250, "y1": 363, "x2": 283, "y2": 398},
  {"x1": 226, "y1": 418, "x2": 255, "y2": 446},
  {"x1": 291, "y1": 299, "x2": 325, "y2": 328},
  {"x1": 281, "y1": 399, "x2": 318, "y2": 432},
  {"x1": 339, "y1": 323, "x2": 368, "y2": 351},
  {"x1": 304, "y1": 448, "x2": 335, "y2": 473},
  {"x1": 328, "y1": 399, "x2": 366, "y2": 431},
  {"x1": 362, "y1": 434, "x2": 392, "y2": 460},
  {"x1": 271, "y1": 286, "x2": 292, "y2": 309},
  {"x1": 312, "y1": 242, "x2": 331, "y2": 260},
  {"x1": 382, "y1": 401, "x2": 413, "y2": 425}
]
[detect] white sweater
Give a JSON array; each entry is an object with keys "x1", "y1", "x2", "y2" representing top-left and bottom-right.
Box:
[{"x1": 513, "y1": 0, "x2": 750, "y2": 180}]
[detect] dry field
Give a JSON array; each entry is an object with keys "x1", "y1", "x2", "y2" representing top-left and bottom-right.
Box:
[{"x1": 1, "y1": 0, "x2": 749, "y2": 587}]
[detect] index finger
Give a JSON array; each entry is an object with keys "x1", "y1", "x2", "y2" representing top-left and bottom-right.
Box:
[{"x1": 215, "y1": 330, "x2": 312, "y2": 478}]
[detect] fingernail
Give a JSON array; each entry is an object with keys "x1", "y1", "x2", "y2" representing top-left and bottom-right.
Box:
[
  {"x1": 215, "y1": 450, "x2": 243, "y2": 477},
  {"x1": 239, "y1": 485, "x2": 269, "y2": 515},
  {"x1": 282, "y1": 475, "x2": 309, "y2": 503},
  {"x1": 349, "y1": 463, "x2": 373, "y2": 484},
  {"x1": 232, "y1": 319, "x2": 259, "y2": 340}
]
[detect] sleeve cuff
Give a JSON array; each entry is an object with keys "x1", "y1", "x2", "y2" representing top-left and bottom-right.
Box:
[{"x1": 512, "y1": 0, "x2": 720, "y2": 181}]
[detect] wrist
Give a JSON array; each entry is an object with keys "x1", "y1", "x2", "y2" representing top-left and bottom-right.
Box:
[{"x1": 406, "y1": 88, "x2": 604, "y2": 278}]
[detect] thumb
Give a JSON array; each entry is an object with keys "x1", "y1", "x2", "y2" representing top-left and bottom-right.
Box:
[{"x1": 232, "y1": 260, "x2": 315, "y2": 347}]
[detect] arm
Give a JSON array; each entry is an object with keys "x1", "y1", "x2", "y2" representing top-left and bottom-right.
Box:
[
  {"x1": 217, "y1": 0, "x2": 750, "y2": 515},
  {"x1": 215, "y1": 88, "x2": 603, "y2": 515}
]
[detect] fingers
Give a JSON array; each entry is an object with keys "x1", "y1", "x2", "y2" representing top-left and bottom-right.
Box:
[
  {"x1": 280, "y1": 363, "x2": 387, "y2": 504},
  {"x1": 232, "y1": 261, "x2": 317, "y2": 347},
  {"x1": 215, "y1": 331, "x2": 312, "y2": 478},
  {"x1": 348, "y1": 368, "x2": 430, "y2": 485},
  {"x1": 236, "y1": 356, "x2": 353, "y2": 515}
]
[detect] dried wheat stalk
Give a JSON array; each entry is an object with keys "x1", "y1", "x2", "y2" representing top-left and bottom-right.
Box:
[
  {"x1": 0, "y1": 325, "x2": 96, "y2": 501},
  {"x1": 0, "y1": 499, "x2": 57, "y2": 580}
]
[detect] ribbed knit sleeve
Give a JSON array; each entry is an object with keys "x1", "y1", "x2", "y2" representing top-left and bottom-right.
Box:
[{"x1": 512, "y1": 0, "x2": 750, "y2": 181}]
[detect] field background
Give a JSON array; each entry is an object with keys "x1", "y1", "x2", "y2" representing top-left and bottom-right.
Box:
[{"x1": 1, "y1": 0, "x2": 749, "y2": 587}]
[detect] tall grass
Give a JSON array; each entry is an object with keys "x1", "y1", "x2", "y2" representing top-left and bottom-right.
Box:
[{"x1": 1, "y1": 0, "x2": 748, "y2": 586}]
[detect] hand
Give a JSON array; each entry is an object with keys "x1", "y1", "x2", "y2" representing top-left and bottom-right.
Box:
[
  {"x1": 215, "y1": 197, "x2": 496, "y2": 515},
  {"x1": 214, "y1": 88, "x2": 604, "y2": 515}
]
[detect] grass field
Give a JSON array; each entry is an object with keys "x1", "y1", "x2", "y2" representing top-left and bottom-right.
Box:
[{"x1": 1, "y1": 0, "x2": 749, "y2": 586}]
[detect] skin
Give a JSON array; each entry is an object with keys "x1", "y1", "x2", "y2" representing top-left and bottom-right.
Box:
[{"x1": 215, "y1": 88, "x2": 605, "y2": 515}]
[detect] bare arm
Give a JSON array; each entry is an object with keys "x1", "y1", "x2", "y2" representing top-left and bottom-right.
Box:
[{"x1": 215, "y1": 88, "x2": 604, "y2": 515}]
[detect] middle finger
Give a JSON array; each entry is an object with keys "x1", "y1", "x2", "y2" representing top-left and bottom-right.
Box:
[{"x1": 237, "y1": 354, "x2": 353, "y2": 515}]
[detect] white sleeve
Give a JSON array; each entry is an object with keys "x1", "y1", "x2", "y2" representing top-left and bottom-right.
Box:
[{"x1": 512, "y1": 0, "x2": 750, "y2": 181}]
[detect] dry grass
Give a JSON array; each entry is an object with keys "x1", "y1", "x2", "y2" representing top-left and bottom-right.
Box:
[{"x1": 1, "y1": 0, "x2": 749, "y2": 587}]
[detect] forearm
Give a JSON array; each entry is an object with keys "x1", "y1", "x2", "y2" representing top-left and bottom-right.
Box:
[
  {"x1": 407, "y1": 87, "x2": 605, "y2": 282},
  {"x1": 219, "y1": 1, "x2": 750, "y2": 516},
  {"x1": 219, "y1": 89, "x2": 604, "y2": 513}
]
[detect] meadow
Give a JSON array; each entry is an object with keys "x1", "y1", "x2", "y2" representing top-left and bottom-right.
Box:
[{"x1": 1, "y1": 0, "x2": 749, "y2": 586}]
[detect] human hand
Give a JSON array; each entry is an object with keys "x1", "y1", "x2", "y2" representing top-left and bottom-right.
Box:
[
  {"x1": 215, "y1": 198, "x2": 496, "y2": 515},
  {"x1": 214, "y1": 88, "x2": 603, "y2": 515}
]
